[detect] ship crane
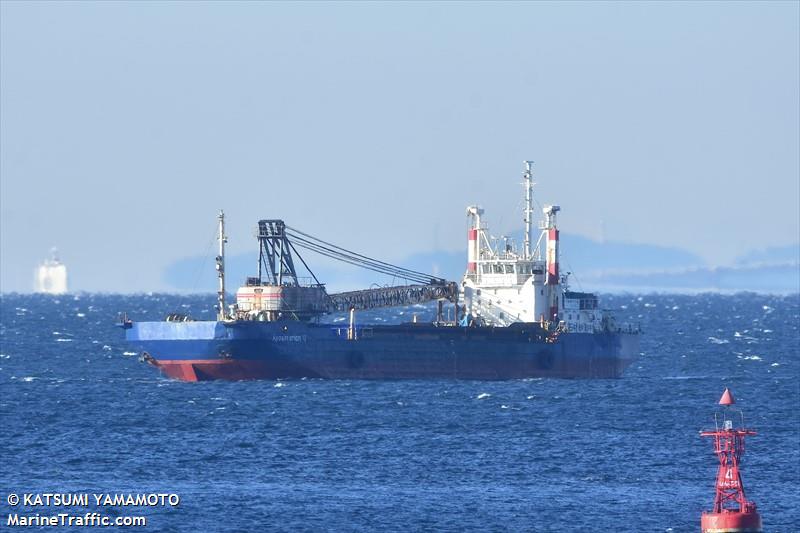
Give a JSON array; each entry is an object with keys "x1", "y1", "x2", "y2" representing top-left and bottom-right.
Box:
[{"x1": 232, "y1": 219, "x2": 458, "y2": 321}]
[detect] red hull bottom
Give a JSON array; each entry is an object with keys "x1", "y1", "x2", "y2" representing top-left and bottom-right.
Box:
[
  {"x1": 152, "y1": 357, "x2": 633, "y2": 382},
  {"x1": 155, "y1": 360, "x2": 270, "y2": 382},
  {"x1": 701, "y1": 511, "x2": 762, "y2": 533}
]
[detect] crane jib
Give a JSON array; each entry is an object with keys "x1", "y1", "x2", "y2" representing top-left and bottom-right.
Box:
[{"x1": 327, "y1": 282, "x2": 459, "y2": 312}]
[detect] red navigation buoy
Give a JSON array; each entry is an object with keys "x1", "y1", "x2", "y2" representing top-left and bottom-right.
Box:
[{"x1": 700, "y1": 388, "x2": 762, "y2": 533}]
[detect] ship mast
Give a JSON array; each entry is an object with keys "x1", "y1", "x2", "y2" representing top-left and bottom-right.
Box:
[
  {"x1": 216, "y1": 210, "x2": 227, "y2": 320},
  {"x1": 523, "y1": 161, "x2": 535, "y2": 259}
]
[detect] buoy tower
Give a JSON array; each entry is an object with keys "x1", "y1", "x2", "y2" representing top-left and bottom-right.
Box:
[{"x1": 700, "y1": 388, "x2": 762, "y2": 533}]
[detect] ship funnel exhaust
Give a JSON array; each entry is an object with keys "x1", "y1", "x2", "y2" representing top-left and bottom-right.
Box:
[
  {"x1": 544, "y1": 205, "x2": 560, "y2": 286},
  {"x1": 466, "y1": 206, "x2": 483, "y2": 276}
]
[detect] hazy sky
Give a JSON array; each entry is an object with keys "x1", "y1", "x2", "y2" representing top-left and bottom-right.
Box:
[{"x1": 2, "y1": 1, "x2": 798, "y2": 292}]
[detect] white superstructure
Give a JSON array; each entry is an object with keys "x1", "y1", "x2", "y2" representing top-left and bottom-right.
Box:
[
  {"x1": 34, "y1": 248, "x2": 68, "y2": 294},
  {"x1": 461, "y1": 162, "x2": 603, "y2": 332}
]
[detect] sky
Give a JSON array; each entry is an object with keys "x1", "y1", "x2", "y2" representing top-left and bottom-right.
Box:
[{"x1": 1, "y1": 1, "x2": 798, "y2": 293}]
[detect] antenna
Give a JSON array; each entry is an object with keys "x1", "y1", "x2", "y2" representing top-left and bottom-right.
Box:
[
  {"x1": 523, "y1": 161, "x2": 535, "y2": 259},
  {"x1": 216, "y1": 210, "x2": 227, "y2": 321}
]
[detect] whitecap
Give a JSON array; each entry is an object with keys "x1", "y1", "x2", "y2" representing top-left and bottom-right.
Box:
[
  {"x1": 21, "y1": 377, "x2": 36, "y2": 382},
  {"x1": 771, "y1": 363, "x2": 780, "y2": 367},
  {"x1": 122, "y1": 351, "x2": 137, "y2": 356},
  {"x1": 707, "y1": 337, "x2": 729, "y2": 345},
  {"x1": 500, "y1": 405, "x2": 509, "y2": 409},
  {"x1": 476, "y1": 392, "x2": 491, "y2": 400},
  {"x1": 274, "y1": 382, "x2": 286, "y2": 388},
  {"x1": 102, "y1": 345, "x2": 112, "y2": 351},
  {"x1": 55, "y1": 338, "x2": 73, "y2": 342},
  {"x1": 76, "y1": 313, "x2": 86, "y2": 318}
]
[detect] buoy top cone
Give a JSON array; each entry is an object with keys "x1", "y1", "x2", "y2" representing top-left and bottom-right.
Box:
[{"x1": 719, "y1": 388, "x2": 735, "y2": 406}]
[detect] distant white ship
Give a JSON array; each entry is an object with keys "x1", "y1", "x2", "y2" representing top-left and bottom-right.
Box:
[{"x1": 34, "y1": 248, "x2": 68, "y2": 294}]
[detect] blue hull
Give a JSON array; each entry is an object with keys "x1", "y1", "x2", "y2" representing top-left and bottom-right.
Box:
[{"x1": 126, "y1": 320, "x2": 640, "y2": 381}]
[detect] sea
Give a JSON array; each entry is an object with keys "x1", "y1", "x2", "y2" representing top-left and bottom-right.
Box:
[{"x1": 1, "y1": 292, "x2": 798, "y2": 532}]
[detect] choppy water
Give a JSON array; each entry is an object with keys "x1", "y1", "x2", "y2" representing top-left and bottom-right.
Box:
[{"x1": 1, "y1": 293, "x2": 798, "y2": 532}]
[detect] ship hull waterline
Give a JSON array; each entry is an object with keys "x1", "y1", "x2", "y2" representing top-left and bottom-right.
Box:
[{"x1": 127, "y1": 320, "x2": 640, "y2": 382}]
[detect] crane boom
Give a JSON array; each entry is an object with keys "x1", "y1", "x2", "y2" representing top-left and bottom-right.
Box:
[{"x1": 327, "y1": 282, "x2": 458, "y2": 312}]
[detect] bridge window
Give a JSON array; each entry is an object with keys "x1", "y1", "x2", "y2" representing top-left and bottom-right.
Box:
[
  {"x1": 504, "y1": 264, "x2": 514, "y2": 274},
  {"x1": 492, "y1": 264, "x2": 503, "y2": 274}
]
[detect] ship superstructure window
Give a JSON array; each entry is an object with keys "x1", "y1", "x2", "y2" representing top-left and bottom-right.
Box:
[
  {"x1": 505, "y1": 264, "x2": 514, "y2": 274},
  {"x1": 493, "y1": 264, "x2": 503, "y2": 274}
]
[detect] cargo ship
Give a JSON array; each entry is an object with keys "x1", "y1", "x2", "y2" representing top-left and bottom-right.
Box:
[
  {"x1": 34, "y1": 247, "x2": 68, "y2": 294},
  {"x1": 121, "y1": 162, "x2": 640, "y2": 381}
]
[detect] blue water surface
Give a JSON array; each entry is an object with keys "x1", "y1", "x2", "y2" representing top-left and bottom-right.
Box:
[{"x1": 1, "y1": 293, "x2": 798, "y2": 532}]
